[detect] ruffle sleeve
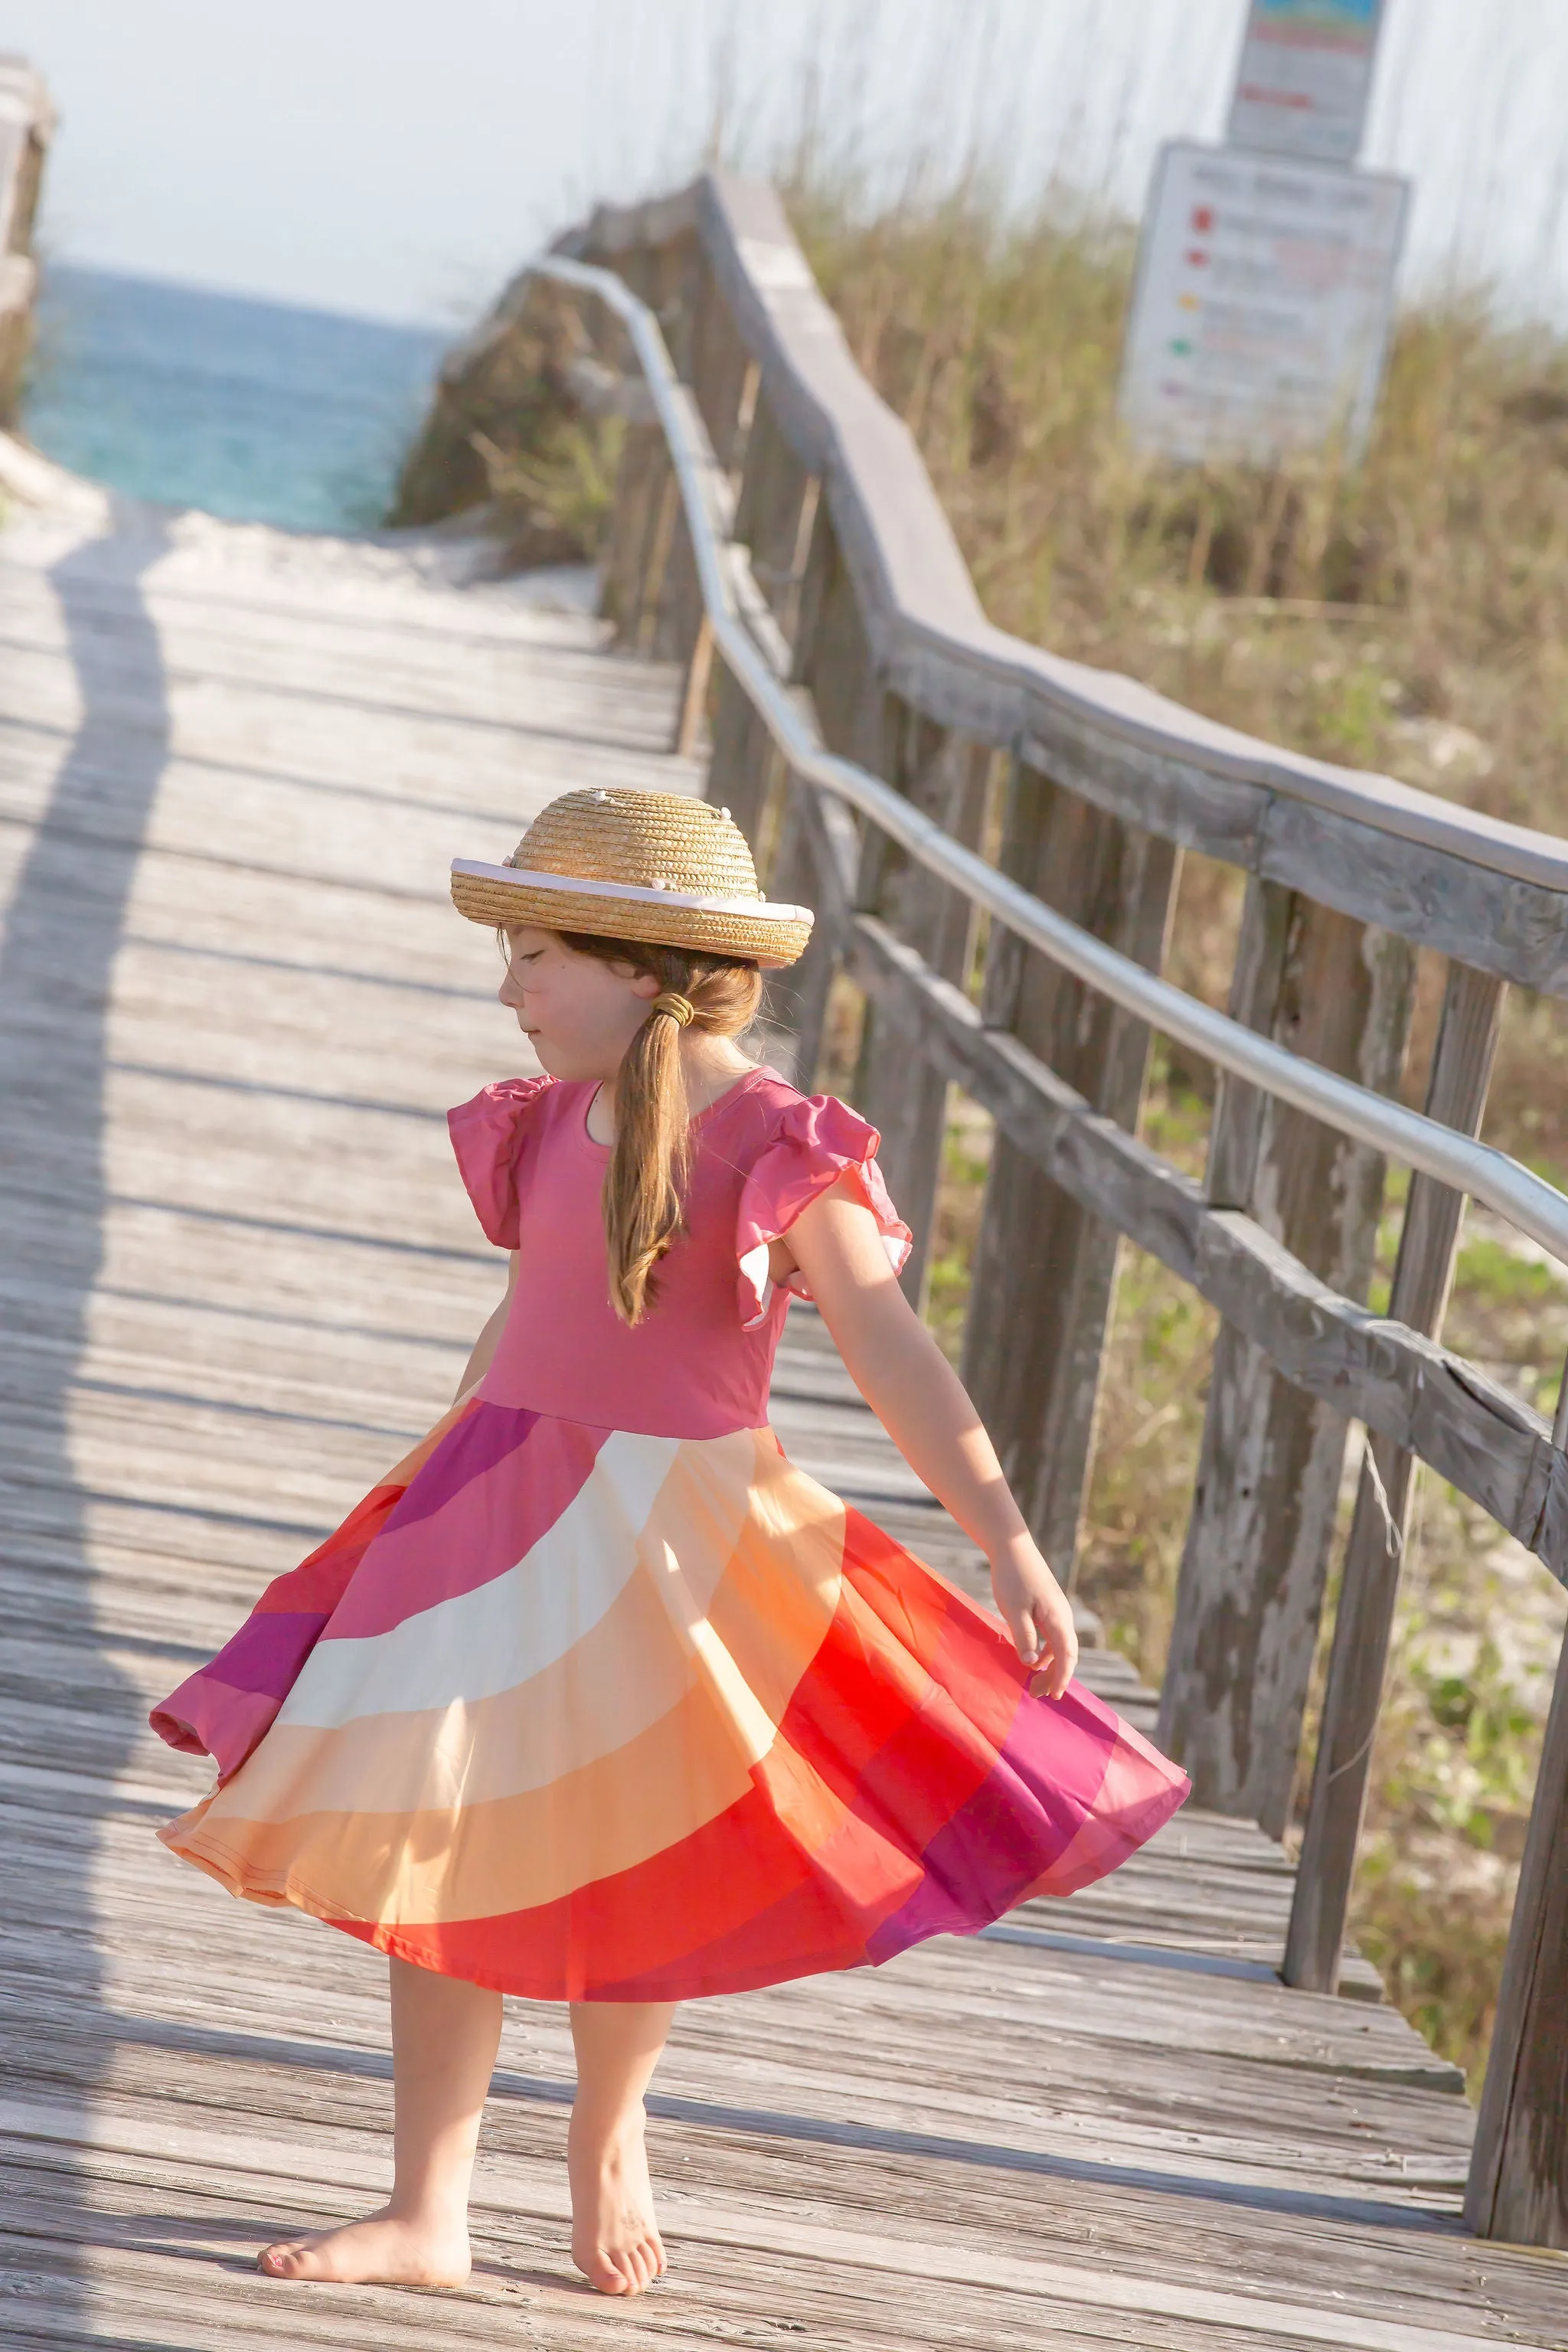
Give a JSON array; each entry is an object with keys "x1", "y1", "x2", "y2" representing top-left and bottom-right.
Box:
[
  {"x1": 446, "y1": 1076, "x2": 555, "y2": 1250},
  {"x1": 736, "y1": 1093, "x2": 913, "y2": 1328}
]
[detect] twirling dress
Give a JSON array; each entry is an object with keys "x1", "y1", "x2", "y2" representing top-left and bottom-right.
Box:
[{"x1": 152, "y1": 1067, "x2": 1187, "y2": 2001}]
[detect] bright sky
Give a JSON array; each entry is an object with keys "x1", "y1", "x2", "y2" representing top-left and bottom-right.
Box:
[{"x1": 10, "y1": 0, "x2": 1568, "y2": 327}]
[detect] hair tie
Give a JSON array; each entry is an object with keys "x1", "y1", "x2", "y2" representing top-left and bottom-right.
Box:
[{"x1": 652, "y1": 991, "x2": 695, "y2": 1029}]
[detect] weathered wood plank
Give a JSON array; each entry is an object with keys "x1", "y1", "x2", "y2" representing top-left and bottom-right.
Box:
[
  {"x1": 550, "y1": 169, "x2": 1568, "y2": 999},
  {"x1": 1465, "y1": 1625, "x2": 1568, "y2": 2248},
  {"x1": 961, "y1": 758, "x2": 1179, "y2": 1580},
  {"x1": 847, "y1": 916, "x2": 1568, "y2": 1576},
  {"x1": 1285, "y1": 962, "x2": 1505, "y2": 1994},
  {"x1": 0, "y1": 60, "x2": 53, "y2": 423},
  {"x1": 707, "y1": 391, "x2": 815, "y2": 856},
  {"x1": 1018, "y1": 711, "x2": 1568, "y2": 998},
  {"x1": 765, "y1": 495, "x2": 880, "y2": 1085},
  {"x1": 597, "y1": 419, "x2": 664, "y2": 642},
  {"x1": 684, "y1": 251, "x2": 756, "y2": 472},
  {"x1": 1159, "y1": 885, "x2": 1416, "y2": 1836},
  {"x1": 8, "y1": 461, "x2": 1568, "y2": 2344},
  {"x1": 851, "y1": 707, "x2": 991, "y2": 1302},
  {"x1": 0, "y1": 2120, "x2": 1543, "y2": 2352}
]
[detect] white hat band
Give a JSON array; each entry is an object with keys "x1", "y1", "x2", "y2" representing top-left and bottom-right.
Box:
[{"x1": 450, "y1": 859, "x2": 813, "y2": 928}]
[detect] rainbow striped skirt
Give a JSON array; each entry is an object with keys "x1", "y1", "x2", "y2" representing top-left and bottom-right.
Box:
[{"x1": 152, "y1": 1400, "x2": 1187, "y2": 2001}]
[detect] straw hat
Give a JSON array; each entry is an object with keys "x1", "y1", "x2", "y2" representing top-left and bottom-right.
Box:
[{"x1": 450, "y1": 788, "x2": 814, "y2": 968}]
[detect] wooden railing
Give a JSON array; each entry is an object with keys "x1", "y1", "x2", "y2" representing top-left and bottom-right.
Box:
[
  {"x1": 0, "y1": 58, "x2": 52, "y2": 428},
  {"x1": 411, "y1": 168, "x2": 1568, "y2": 2249}
]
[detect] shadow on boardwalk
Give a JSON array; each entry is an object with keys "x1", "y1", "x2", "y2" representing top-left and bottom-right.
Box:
[{"x1": 0, "y1": 511, "x2": 169, "y2": 2332}]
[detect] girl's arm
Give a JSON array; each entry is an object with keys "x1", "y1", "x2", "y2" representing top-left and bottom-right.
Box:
[
  {"x1": 776, "y1": 1183, "x2": 1079, "y2": 1698},
  {"x1": 454, "y1": 1251, "x2": 519, "y2": 1402}
]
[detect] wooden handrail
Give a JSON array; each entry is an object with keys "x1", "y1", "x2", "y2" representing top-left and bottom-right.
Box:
[
  {"x1": 552, "y1": 173, "x2": 1568, "y2": 978},
  {"x1": 537, "y1": 250, "x2": 1568, "y2": 1281},
  {"x1": 0, "y1": 57, "x2": 53, "y2": 428},
  {"x1": 420, "y1": 169, "x2": 1568, "y2": 2249}
]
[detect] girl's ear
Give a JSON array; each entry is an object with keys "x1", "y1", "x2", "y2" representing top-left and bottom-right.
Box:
[{"x1": 627, "y1": 968, "x2": 663, "y2": 1001}]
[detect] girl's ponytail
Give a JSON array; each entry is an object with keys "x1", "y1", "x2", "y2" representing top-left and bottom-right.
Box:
[
  {"x1": 602, "y1": 972, "x2": 693, "y2": 1325},
  {"x1": 563, "y1": 934, "x2": 764, "y2": 1324}
]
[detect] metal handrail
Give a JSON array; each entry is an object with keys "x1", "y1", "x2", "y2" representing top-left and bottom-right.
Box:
[{"x1": 538, "y1": 251, "x2": 1568, "y2": 1282}]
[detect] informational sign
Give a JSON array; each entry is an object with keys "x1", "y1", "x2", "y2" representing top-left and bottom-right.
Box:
[
  {"x1": 1227, "y1": 0, "x2": 1385, "y2": 165},
  {"x1": 1119, "y1": 142, "x2": 1408, "y2": 464}
]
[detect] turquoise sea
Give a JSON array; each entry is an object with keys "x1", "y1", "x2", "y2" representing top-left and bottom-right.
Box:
[{"x1": 24, "y1": 266, "x2": 449, "y2": 532}]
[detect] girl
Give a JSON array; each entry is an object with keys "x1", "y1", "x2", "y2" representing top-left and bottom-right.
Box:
[{"x1": 152, "y1": 786, "x2": 1187, "y2": 2299}]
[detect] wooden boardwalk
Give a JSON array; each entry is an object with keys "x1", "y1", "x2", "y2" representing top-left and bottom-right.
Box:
[{"x1": 2, "y1": 462, "x2": 1566, "y2": 2351}]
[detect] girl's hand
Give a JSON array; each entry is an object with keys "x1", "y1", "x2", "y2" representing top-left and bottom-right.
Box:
[
  {"x1": 785, "y1": 1185, "x2": 1086, "y2": 1700},
  {"x1": 991, "y1": 1538, "x2": 1079, "y2": 1700}
]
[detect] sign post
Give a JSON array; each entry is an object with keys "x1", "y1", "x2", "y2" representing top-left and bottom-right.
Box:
[
  {"x1": 1119, "y1": 0, "x2": 1405, "y2": 465},
  {"x1": 1228, "y1": 0, "x2": 1387, "y2": 165}
]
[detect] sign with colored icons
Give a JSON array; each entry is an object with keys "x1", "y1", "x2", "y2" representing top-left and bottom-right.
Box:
[
  {"x1": 1119, "y1": 0, "x2": 1403, "y2": 464},
  {"x1": 1119, "y1": 142, "x2": 1407, "y2": 464},
  {"x1": 1227, "y1": 0, "x2": 1386, "y2": 165}
]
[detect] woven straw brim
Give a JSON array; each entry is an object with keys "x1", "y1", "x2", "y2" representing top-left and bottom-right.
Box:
[{"x1": 450, "y1": 861, "x2": 814, "y2": 969}]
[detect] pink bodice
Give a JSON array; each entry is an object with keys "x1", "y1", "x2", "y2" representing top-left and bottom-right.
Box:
[{"x1": 446, "y1": 1067, "x2": 910, "y2": 1439}]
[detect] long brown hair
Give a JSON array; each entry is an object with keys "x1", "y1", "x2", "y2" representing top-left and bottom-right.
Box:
[{"x1": 562, "y1": 932, "x2": 763, "y2": 1325}]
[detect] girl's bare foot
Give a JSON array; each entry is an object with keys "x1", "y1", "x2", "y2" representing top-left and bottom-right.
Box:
[
  {"x1": 256, "y1": 2205, "x2": 471, "y2": 2287},
  {"x1": 567, "y1": 2107, "x2": 666, "y2": 2295}
]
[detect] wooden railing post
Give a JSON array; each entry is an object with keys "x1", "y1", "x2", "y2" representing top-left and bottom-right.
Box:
[
  {"x1": 1158, "y1": 882, "x2": 1416, "y2": 1837},
  {"x1": 1285, "y1": 960, "x2": 1504, "y2": 1989},
  {"x1": 961, "y1": 760, "x2": 1180, "y2": 1581},
  {"x1": 707, "y1": 394, "x2": 815, "y2": 852},
  {"x1": 600, "y1": 230, "x2": 708, "y2": 669},
  {"x1": 541, "y1": 219, "x2": 1568, "y2": 2134},
  {"x1": 0, "y1": 65, "x2": 51, "y2": 426},
  {"x1": 595, "y1": 250, "x2": 684, "y2": 651},
  {"x1": 669, "y1": 294, "x2": 759, "y2": 756},
  {"x1": 599, "y1": 420, "x2": 668, "y2": 645},
  {"x1": 852, "y1": 708, "x2": 990, "y2": 1304},
  {"x1": 656, "y1": 266, "x2": 735, "y2": 703},
  {"x1": 764, "y1": 496, "x2": 883, "y2": 1089},
  {"x1": 1465, "y1": 1626, "x2": 1568, "y2": 2246}
]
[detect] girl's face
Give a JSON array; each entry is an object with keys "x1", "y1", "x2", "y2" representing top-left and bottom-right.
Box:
[{"x1": 498, "y1": 926, "x2": 660, "y2": 1080}]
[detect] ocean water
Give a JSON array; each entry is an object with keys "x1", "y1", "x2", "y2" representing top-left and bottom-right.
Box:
[{"x1": 24, "y1": 266, "x2": 449, "y2": 533}]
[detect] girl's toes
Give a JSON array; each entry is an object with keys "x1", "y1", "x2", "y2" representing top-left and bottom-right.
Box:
[
  {"x1": 583, "y1": 2246, "x2": 629, "y2": 2295},
  {"x1": 624, "y1": 2239, "x2": 661, "y2": 2293}
]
